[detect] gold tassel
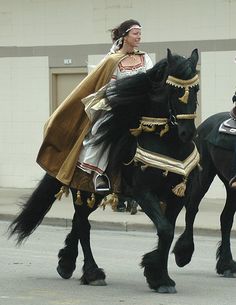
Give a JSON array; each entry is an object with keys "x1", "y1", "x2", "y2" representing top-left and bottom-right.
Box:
[
  {"x1": 75, "y1": 190, "x2": 83, "y2": 205},
  {"x1": 142, "y1": 125, "x2": 156, "y2": 133},
  {"x1": 141, "y1": 164, "x2": 149, "y2": 171},
  {"x1": 110, "y1": 193, "x2": 119, "y2": 211},
  {"x1": 198, "y1": 163, "x2": 203, "y2": 172},
  {"x1": 55, "y1": 186, "x2": 69, "y2": 200},
  {"x1": 129, "y1": 125, "x2": 142, "y2": 137},
  {"x1": 160, "y1": 123, "x2": 169, "y2": 137},
  {"x1": 172, "y1": 178, "x2": 187, "y2": 197},
  {"x1": 100, "y1": 193, "x2": 119, "y2": 210},
  {"x1": 87, "y1": 193, "x2": 96, "y2": 209},
  {"x1": 162, "y1": 170, "x2": 168, "y2": 177},
  {"x1": 100, "y1": 196, "x2": 108, "y2": 210},
  {"x1": 179, "y1": 87, "x2": 189, "y2": 104}
]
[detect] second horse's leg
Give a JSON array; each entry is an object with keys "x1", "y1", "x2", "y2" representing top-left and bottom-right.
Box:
[{"x1": 216, "y1": 187, "x2": 236, "y2": 277}]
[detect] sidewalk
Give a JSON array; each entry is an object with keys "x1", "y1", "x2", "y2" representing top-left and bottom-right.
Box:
[{"x1": 0, "y1": 187, "x2": 234, "y2": 236}]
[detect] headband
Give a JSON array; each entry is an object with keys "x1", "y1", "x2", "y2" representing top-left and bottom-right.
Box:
[{"x1": 125, "y1": 25, "x2": 142, "y2": 33}]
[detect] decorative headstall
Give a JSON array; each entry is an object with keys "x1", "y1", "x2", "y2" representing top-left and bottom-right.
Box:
[
  {"x1": 130, "y1": 74, "x2": 199, "y2": 137},
  {"x1": 166, "y1": 74, "x2": 199, "y2": 104}
]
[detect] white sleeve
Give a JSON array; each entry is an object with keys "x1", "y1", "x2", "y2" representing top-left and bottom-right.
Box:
[
  {"x1": 144, "y1": 53, "x2": 154, "y2": 69},
  {"x1": 109, "y1": 67, "x2": 118, "y2": 82}
]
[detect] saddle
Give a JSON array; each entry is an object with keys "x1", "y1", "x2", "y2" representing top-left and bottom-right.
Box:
[{"x1": 219, "y1": 107, "x2": 236, "y2": 135}]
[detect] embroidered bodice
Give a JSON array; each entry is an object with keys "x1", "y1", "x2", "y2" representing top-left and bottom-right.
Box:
[{"x1": 111, "y1": 53, "x2": 153, "y2": 81}]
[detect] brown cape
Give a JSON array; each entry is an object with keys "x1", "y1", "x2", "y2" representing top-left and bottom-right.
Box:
[{"x1": 37, "y1": 52, "x2": 127, "y2": 187}]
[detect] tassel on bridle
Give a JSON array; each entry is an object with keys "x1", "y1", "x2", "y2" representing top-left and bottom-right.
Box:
[
  {"x1": 166, "y1": 74, "x2": 199, "y2": 105},
  {"x1": 179, "y1": 86, "x2": 189, "y2": 104}
]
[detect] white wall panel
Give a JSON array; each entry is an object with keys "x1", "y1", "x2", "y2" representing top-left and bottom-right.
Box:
[{"x1": 0, "y1": 57, "x2": 49, "y2": 187}]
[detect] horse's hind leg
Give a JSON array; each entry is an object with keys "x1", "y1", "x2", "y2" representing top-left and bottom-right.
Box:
[
  {"x1": 73, "y1": 190, "x2": 106, "y2": 285},
  {"x1": 57, "y1": 210, "x2": 80, "y2": 279},
  {"x1": 216, "y1": 187, "x2": 236, "y2": 277},
  {"x1": 57, "y1": 190, "x2": 106, "y2": 285}
]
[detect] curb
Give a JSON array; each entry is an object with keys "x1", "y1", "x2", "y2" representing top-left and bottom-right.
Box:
[{"x1": 0, "y1": 213, "x2": 224, "y2": 237}]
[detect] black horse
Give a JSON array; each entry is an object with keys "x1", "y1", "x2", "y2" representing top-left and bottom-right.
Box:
[
  {"x1": 173, "y1": 111, "x2": 236, "y2": 277},
  {"x1": 9, "y1": 49, "x2": 199, "y2": 293}
]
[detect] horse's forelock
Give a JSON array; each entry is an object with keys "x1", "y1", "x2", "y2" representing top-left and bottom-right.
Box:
[{"x1": 168, "y1": 55, "x2": 197, "y2": 80}]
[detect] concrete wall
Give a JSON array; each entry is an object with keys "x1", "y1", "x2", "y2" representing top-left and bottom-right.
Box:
[
  {"x1": 0, "y1": 56, "x2": 49, "y2": 187},
  {"x1": 0, "y1": 0, "x2": 236, "y2": 198},
  {"x1": 1, "y1": 0, "x2": 236, "y2": 46}
]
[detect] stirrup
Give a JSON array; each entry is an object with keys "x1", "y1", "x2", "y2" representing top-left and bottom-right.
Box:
[
  {"x1": 229, "y1": 176, "x2": 236, "y2": 189},
  {"x1": 94, "y1": 174, "x2": 111, "y2": 192}
]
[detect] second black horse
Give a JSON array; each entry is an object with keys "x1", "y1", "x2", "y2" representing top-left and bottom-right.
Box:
[{"x1": 173, "y1": 111, "x2": 236, "y2": 278}]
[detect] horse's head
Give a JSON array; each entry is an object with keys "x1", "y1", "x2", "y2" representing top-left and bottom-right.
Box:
[
  {"x1": 147, "y1": 49, "x2": 199, "y2": 143},
  {"x1": 166, "y1": 49, "x2": 199, "y2": 143}
]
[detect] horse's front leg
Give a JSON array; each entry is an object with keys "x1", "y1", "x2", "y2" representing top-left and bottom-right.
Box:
[
  {"x1": 173, "y1": 167, "x2": 215, "y2": 267},
  {"x1": 137, "y1": 191, "x2": 176, "y2": 293},
  {"x1": 216, "y1": 187, "x2": 236, "y2": 277}
]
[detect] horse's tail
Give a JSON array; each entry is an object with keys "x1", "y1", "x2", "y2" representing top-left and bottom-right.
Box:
[{"x1": 8, "y1": 173, "x2": 63, "y2": 244}]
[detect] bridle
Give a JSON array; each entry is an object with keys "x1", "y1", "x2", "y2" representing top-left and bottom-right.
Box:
[
  {"x1": 166, "y1": 74, "x2": 199, "y2": 124},
  {"x1": 130, "y1": 74, "x2": 200, "y2": 137}
]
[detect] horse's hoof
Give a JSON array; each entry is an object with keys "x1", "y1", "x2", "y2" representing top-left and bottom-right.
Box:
[
  {"x1": 57, "y1": 265, "x2": 74, "y2": 279},
  {"x1": 87, "y1": 279, "x2": 107, "y2": 286},
  {"x1": 174, "y1": 255, "x2": 191, "y2": 267},
  {"x1": 156, "y1": 286, "x2": 177, "y2": 293},
  {"x1": 80, "y1": 267, "x2": 106, "y2": 285},
  {"x1": 223, "y1": 270, "x2": 236, "y2": 278}
]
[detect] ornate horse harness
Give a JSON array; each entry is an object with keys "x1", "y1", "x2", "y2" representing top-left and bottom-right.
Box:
[{"x1": 129, "y1": 74, "x2": 200, "y2": 197}]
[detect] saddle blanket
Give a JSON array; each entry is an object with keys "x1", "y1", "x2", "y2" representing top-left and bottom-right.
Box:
[{"x1": 219, "y1": 118, "x2": 236, "y2": 136}]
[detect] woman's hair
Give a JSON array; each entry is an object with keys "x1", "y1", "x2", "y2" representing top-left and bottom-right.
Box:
[{"x1": 111, "y1": 19, "x2": 141, "y2": 42}]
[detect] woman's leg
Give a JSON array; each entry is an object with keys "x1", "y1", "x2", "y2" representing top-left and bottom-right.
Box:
[{"x1": 77, "y1": 141, "x2": 111, "y2": 191}]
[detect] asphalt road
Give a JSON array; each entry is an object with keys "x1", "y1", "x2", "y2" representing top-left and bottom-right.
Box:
[{"x1": 0, "y1": 221, "x2": 236, "y2": 305}]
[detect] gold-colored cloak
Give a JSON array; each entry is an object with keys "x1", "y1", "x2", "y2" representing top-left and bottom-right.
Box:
[{"x1": 37, "y1": 52, "x2": 127, "y2": 187}]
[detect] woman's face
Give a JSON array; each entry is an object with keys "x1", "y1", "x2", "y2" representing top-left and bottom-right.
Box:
[{"x1": 124, "y1": 28, "x2": 141, "y2": 48}]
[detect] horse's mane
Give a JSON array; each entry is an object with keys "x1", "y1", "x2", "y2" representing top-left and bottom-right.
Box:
[{"x1": 95, "y1": 53, "x2": 197, "y2": 170}]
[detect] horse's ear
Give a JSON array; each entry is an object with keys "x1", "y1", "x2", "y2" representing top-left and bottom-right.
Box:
[
  {"x1": 167, "y1": 48, "x2": 174, "y2": 64},
  {"x1": 190, "y1": 49, "x2": 199, "y2": 68}
]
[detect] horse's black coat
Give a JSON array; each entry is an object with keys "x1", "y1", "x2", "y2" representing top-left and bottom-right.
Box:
[
  {"x1": 173, "y1": 112, "x2": 236, "y2": 277},
  {"x1": 9, "y1": 49, "x2": 199, "y2": 293}
]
